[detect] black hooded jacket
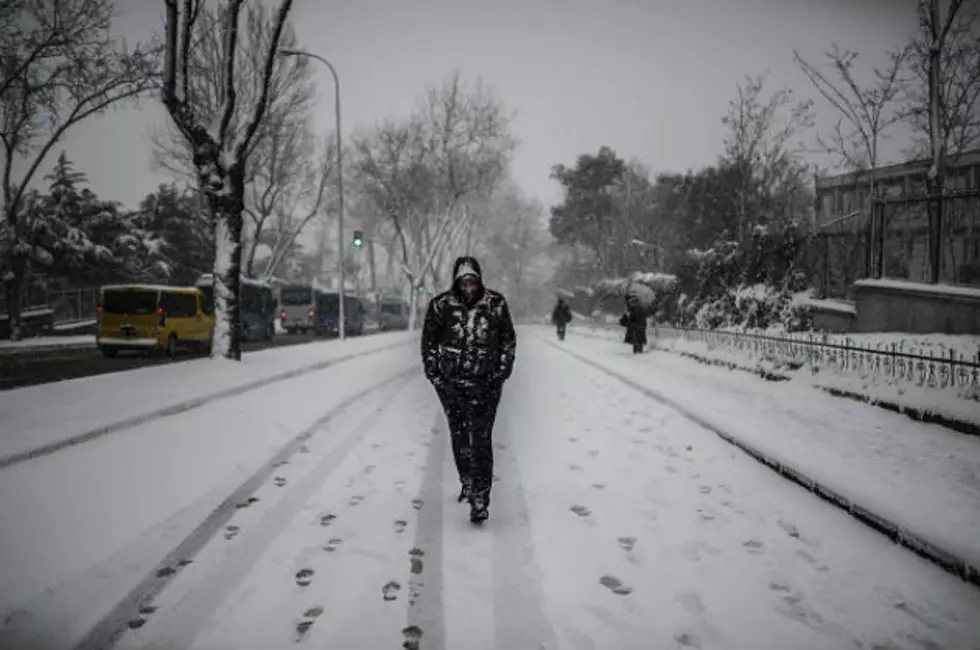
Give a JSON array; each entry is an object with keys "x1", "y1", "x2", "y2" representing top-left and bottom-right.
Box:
[{"x1": 421, "y1": 256, "x2": 517, "y2": 390}]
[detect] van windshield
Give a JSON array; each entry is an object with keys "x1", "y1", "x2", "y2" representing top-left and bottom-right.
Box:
[{"x1": 102, "y1": 290, "x2": 158, "y2": 315}]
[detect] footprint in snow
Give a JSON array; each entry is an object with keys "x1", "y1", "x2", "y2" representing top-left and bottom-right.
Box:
[
  {"x1": 349, "y1": 495, "x2": 364, "y2": 506},
  {"x1": 587, "y1": 449, "x2": 599, "y2": 457},
  {"x1": 402, "y1": 625, "x2": 423, "y2": 650},
  {"x1": 127, "y1": 618, "x2": 147, "y2": 630},
  {"x1": 569, "y1": 464, "x2": 583, "y2": 472},
  {"x1": 599, "y1": 575, "x2": 632, "y2": 596},
  {"x1": 494, "y1": 442, "x2": 507, "y2": 450},
  {"x1": 299, "y1": 445, "x2": 310, "y2": 453},
  {"x1": 363, "y1": 464, "x2": 376, "y2": 474},
  {"x1": 319, "y1": 513, "x2": 337, "y2": 527},
  {"x1": 295, "y1": 568, "x2": 315, "y2": 587},
  {"x1": 273, "y1": 476, "x2": 287, "y2": 487},
  {"x1": 409, "y1": 548, "x2": 424, "y2": 574},
  {"x1": 156, "y1": 566, "x2": 177, "y2": 578},
  {"x1": 663, "y1": 464, "x2": 679, "y2": 474},
  {"x1": 295, "y1": 606, "x2": 324, "y2": 640},
  {"x1": 631, "y1": 438, "x2": 645, "y2": 446},
  {"x1": 699, "y1": 486, "x2": 712, "y2": 495},
  {"x1": 177, "y1": 559, "x2": 193, "y2": 567},
  {"x1": 224, "y1": 525, "x2": 240, "y2": 540},
  {"x1": 743, "y1": 539, "x2": 766, "y2": 554},
  {"x1": 617, "y1": 536, "x2": 636, "y2": 552},
  {"x1": 570, "y1": 505, "x2": 591, "y2": 517},
  {"x1": 568, "y1": 436, "x2": 579, "y2": 443},
  {"x1": 382, "y1": 580, "x2": 401, "y2": 601},
  {"x1": 675, "y1": 631, "x2": 703, "y2": 648},
  {"x1": 393, "y1": 520, "x2": 408, "y2": 534},
  {"x1": 235, "y1": 497, "x2": 260, "y2": 509},
  {"x1": 412, "y1": 498, "x2": 424, "y2": 511},
  {"x1": 778, "y1": 519, "x2": 801, "y2": 539},
  {"x1": 324, "y1": 538, "x2": 343, "y2": 553},
  {"x1": 591, "y1": 483, "x2": 606, "y2": 490},
  {"x1": 138, "y1": 605, "x2": 157, "y2": 615}
]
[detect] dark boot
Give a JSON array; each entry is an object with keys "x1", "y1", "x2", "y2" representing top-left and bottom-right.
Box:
[{"x1": 469, "y1": 492, "x2": 489, "y2": 523}]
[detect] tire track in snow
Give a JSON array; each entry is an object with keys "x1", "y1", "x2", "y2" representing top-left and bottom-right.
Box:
[
  {"x1": 73, "y1": 367, "x2": 417, "y2": 650},
  {"x1": 490, "y1": 397, "x2": 559, "y2": 650},
  {"x1": 404, "y1": 412, "x2": 448, "y2": 650}
]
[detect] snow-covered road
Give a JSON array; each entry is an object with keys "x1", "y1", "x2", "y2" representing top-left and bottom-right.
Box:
[{"x1": 1, "y1": 328, "x2": 978, "y2": 650}]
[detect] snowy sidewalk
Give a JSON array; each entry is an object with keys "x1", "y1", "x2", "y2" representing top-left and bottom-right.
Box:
[
  {"x1": 24, "y1": 334, "x2": 976, "y2": 650},
  {"x1": 559, "y1": 327, "x2": 980, "y2": 576},
  {"x1": 0, "y1": 331, "x2": 416, "y2": 463}
]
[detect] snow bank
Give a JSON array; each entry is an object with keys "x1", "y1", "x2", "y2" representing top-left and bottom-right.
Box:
[
  {"x1": 0, "y1": 335, "x2": 95, "y2": 353},
  {"x1": 0, "y1": 331, "x2": 416, "y2": 464},
  {"x1": 650, "y1": 329, "x2": 980, "y2": 431},
  {"x1": 559, "y1": 331, "x2": 980, "y2": 577}
]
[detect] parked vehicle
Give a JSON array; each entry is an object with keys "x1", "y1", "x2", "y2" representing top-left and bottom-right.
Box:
[
  {"x1": 313, "y1": 290, "x2": 366, "y2": 337},
  {"x1": 194, "y1": 274, "x2": 276, "y2": 342},
  {"x1": 278, "y1": 283, "x2": 315, "y2": 334},
  {"x1": 97, "y1": 284, "x2": 213, "y2": 357},
  {"x1": 378, "y1": 297, "x2": 410, "y2": 331}
]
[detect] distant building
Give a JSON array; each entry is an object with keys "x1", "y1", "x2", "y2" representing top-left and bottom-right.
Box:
[{"x1": 814, "y1": 148, "x2": 980, "y2": 227}]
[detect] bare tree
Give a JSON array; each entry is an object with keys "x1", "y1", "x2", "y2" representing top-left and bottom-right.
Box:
[
  {"x1": 0, "y1": 0, "x2": 158, "y2": 339},
  {"x1": 151, "y1": 0, "x2": 315, "y2": 276},
  {"x1": 901, "y1": 0, "x2": 971, "y2": 282},
  {"x1": 795, "y1": 45, "x2": 908, "y2": 202},
  {"x1": 151, "y1": 1, "x2": 314, "y2": 184},
  {"x1": 246, "y1": 123, "x2": 336, "y2": 279},
  {"x1": 470, "y1": 182, "x2": 551, "y2": 317},
  {"x1": 721, "y1": 73, "x2": 815, "y2": 240},
  {"x1": 258, "y1": 137, "x2": 336, "y2": 280},
  {"x1": 905, "y1": 1, "x2": 980, "y2": 163},
  {"x1": 161, "y1": 0, "x2": 294, "y2": 359}
]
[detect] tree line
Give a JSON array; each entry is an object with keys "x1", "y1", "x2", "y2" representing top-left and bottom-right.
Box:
[
  {"x1": 1, "y1": 0, "x2": 550, "y2": 352},
  {"x1": 549, "y1": 0, "x2": 980, "y2": 331}
]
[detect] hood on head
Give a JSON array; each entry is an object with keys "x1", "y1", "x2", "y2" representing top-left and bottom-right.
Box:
[{"x1": 451, "y1": 256, "x2": 483, "y2": 294}]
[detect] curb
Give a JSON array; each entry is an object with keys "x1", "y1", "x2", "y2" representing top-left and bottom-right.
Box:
[
  {"x1": 541, "y1": 333, "x2": 980, "y2": 589},
  {"x1": 0, "y1": 338, "x2": 414, "y2": 470}
]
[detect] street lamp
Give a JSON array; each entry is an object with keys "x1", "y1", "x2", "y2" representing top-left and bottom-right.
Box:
[{"x1": 278, "y1": 48, "x2": 346, "y2": 340}]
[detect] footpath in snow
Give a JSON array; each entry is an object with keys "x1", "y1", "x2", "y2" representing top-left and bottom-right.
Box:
[
  {"x1": 0, "y1": 331, "x2": 415, "y2": 464},
  {"x1": 562, "y1": 326, "x2": 980, "y2": 577},
  {"x1": 6, "y1": 332, "x2": 976, "y2": 650}
]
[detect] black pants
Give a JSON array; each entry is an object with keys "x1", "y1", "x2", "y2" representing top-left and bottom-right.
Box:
[
  {"x1": 556, "y1": 323, "x2": 566, "y2": 340},
  {"x1": 437, "y1": 385, "x2": 503, "y2": 504}
]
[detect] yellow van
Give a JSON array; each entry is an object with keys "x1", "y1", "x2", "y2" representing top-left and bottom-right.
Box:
[{"x1": 96, "y1": 284, "x2": 214, "y2": 358}]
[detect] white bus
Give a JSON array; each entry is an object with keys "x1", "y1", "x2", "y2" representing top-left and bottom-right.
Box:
[{"x1": 278, "y1": 283, "x2": 315, "y2": 334}]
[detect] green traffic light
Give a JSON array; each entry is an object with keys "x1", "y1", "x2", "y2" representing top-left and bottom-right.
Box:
[{"x1": 353, "y1": 237, "x2": 362, "y2": 247}]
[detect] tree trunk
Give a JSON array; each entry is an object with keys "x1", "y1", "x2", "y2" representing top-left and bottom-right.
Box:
[{"x1": 208, "y1": 165, "x2": 246, "y2": 360}]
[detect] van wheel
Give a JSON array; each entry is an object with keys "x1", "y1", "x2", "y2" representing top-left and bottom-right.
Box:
[
  {"x1": 100, "y1": 346, "x2": 118, "y2": 358},
  {"x1": 167, "y1": 334, "x2": 179, "y2": 358}
]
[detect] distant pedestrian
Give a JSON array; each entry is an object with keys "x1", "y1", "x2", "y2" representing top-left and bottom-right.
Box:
[
  {"x1": 551, "y1": 297, "x2": 572, "y2": 340},
  {"x1": 421, "y1": 256, "x2": 517, "y2": 523},
  {"x1": 619, "y1": 301, "x2": 647, "y2": 354}
]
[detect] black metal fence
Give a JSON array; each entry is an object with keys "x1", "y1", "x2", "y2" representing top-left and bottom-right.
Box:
[{"x1": 651, "y1": 325, "x2": 980, "y2": 393}]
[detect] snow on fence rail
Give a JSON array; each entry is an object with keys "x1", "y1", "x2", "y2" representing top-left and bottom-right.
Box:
[{"x1": 652, "y1": 326, "x2": 980, "y2": 394}]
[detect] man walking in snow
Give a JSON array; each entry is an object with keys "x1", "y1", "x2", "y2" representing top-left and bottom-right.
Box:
[
  {"x1": 551, "y1": 297, "x2": 572, "y2": 340},
  {"x1": 421, "y1": 256, "x2": 517, "y2": 523}
]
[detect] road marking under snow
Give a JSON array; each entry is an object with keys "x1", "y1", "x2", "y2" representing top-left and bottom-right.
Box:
[
  {"x1": 73, "y1": 368, "x2": 417, "y2": 650},
  {"x1": 0, "y1": 339, "x2": 413, "y2": 471}
]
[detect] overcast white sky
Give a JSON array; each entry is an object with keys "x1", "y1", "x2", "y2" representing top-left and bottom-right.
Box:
[{"x1": 45, "y1": 0, "x2": 919, "y2": 211}]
